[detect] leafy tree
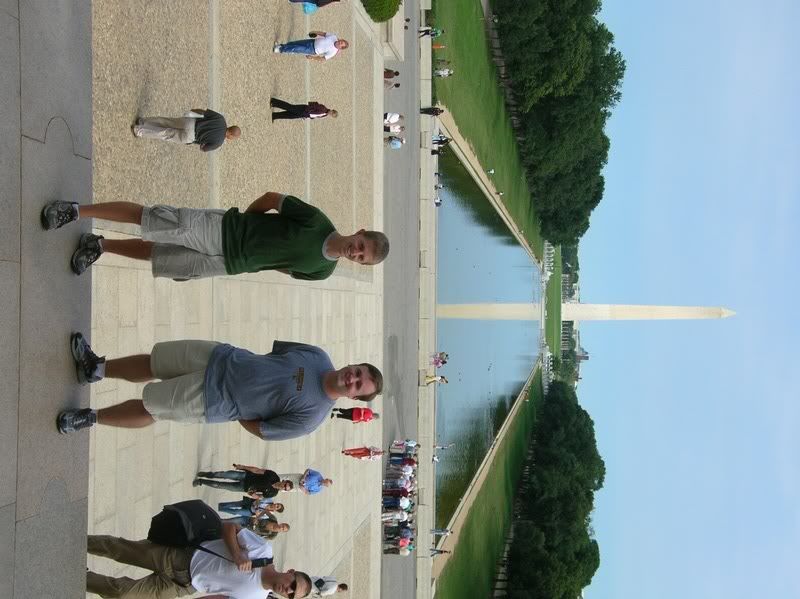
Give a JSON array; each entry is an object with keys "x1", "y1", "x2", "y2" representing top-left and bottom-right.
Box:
[
  {"x1": 493, "y1": 0, "x2": 625, "y2": 244},
  {"x1": 505, "y1": 382, "x2": 604, "y2": 598}
]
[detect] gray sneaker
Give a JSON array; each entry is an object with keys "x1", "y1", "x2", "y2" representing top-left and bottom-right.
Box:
[
  {"x1": 70, "y1": 332, "x2": 105, "y2": 384},
  {"x1": 41, "y1": 201, "x2": 78, "y2": 230},
  {"x1": 57, "y1": 408, "x2": 96, "y2": 434},
  {"x1": 70, "y1": 233, "x2": 104, "y2": 275}
]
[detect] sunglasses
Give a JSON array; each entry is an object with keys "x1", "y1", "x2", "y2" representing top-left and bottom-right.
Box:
[{"x1": 286, "y1": 575, "x2": 298, "y2": 599}]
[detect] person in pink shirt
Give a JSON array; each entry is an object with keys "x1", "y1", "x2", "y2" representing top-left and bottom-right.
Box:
[{"x1": 330, "y1": 407, "x2": 380, "y2": 423}]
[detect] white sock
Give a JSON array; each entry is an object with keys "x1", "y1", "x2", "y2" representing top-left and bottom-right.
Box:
[
  {"x1": 73, "y1": 203, "x2": 80, "y2": 218},
  {"x1": 95, "y1": 360, "x2": 106, "y2": 379}
]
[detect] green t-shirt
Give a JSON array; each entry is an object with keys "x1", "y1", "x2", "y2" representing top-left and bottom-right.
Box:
[{"x1": 221, "y1": 196, "x2": 338, "y2": 279}]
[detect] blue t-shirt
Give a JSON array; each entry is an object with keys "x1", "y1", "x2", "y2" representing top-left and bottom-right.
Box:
[
  {"x1": 303, "y1": 469, "x2": 324, "y2": 494},
  {"x1": 203, "y1": 341, "x2": 336, "y2": 440}
]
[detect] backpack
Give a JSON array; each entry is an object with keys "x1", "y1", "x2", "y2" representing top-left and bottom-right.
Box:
[
  {"x1": 148, "y1": 500, "x2": 274, "y2": 567},
  {"x1": 148, "y1": 500, "x2": 223, "y2": 547}
]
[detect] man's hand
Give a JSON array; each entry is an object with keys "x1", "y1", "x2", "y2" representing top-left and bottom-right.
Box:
[{"x1": 234, "y1": 555, "x2": 253, "y2": 572}]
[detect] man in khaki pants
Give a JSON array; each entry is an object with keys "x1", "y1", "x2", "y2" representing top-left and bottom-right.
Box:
[{"x1": 87, "y1": 521, "x2": 312, "y2": 597}]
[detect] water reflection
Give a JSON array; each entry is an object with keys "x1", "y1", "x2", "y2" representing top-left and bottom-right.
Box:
[{"x1": 434, "y1": 152, "x2": 541, "y2": 526}]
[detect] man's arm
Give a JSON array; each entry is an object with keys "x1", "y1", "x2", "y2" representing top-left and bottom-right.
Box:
[
  {"x1": 245, "y1": 192, "x2": 284, "y2": 214},
  {"x1": 309, "y1": 30, "x2": 327, "y2": 36},
  {"x1": 306, "y1": 55, "x2": 326, "y2": 61},
  {"x1": 191, "y1": 108, "x2": 207, "y2": 114},
  {"x1": 239, "y1": 419, "x2": 264, "y2": 439},
  {"x1": 221, "y1": 522, "x2": 251, "y2": 571}
]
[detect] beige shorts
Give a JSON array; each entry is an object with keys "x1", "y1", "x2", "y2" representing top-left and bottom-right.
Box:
[{"x1": 142, "y1": 340, "x2": 220, "y2": 423}]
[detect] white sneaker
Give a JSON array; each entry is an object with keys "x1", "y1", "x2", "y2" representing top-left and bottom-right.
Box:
[{"x1": 273, "y1": 42, "x2": 281, "y2": 53}]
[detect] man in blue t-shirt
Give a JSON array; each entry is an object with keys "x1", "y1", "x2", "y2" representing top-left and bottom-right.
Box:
[{"x1": 57, "y1": 332, "x2": 383, "y2": 441}]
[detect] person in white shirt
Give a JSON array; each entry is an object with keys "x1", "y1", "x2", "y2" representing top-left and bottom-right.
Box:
[
  {"x1": 86, "y1": 522, "x2": 312, "y2": 598},
  {"x1": 383, "y1": 112, "x2": 404, "y2": 125},
  {"x1": 274, "y1": 31, "x2": 349, "y2": 61},
  {"x1": 310, "y1": 576, "x2": 348, "y2": 597}
]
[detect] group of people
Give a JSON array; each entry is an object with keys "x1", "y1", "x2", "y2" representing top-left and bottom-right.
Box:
[
  {"x1": 382, "y1": 440, "x2": 420, "y2": 556},
  {"x1": 47, "y1": 2, "x2": 400, "y2": 597},
  {"x1": 425, "y1": 351, "x2": 450, "y2": 386}
]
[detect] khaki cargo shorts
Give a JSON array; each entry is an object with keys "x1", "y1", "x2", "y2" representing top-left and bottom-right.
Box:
[
  {"x1": 142, "y1": 340, "x2": 220, "y2": 423},
  {"x1": 141, "y1": 206, "x2": 227, "y2": 280}
]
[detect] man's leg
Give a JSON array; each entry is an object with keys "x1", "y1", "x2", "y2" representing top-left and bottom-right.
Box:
[
  {"x1": 79, "y1": 202, "x2": 145, "y2": 224},
  {"x1": 101, "y1": 239, "x2": 155, "y2": 262},
  {"x1": 335, "y1": 408, "x2": 355, "y2": 420},
  {"x1": 198, "y1": 470, "x2": 246, "y2": 481},
  {"x1": 271, "y1": 111, "x2": 305, "y2": 121},
  {"x1": 88, "y1": 536, "x2": 191, "y2": 575},
  {"x1": 86, "y1": 571, "x2": 193, "y2": 598},
  {"x1": 270, "y1": 98, "x2": 304, "y2": 111},
  {"x1": 105, "y1": 354, "x2": 154, "y2": 382},
  {"x1": 276, "y1": 39, "x2": 316, "y2": 54},
  {"x1": 96, "y1": 400, "x2": 156, "y2": 429},
  {"x1": 192, "y1": 478, "x2": 245, "y2": 492},
  {"x1": 132, "y1": 117, "x2": 193, "y2": 143}
]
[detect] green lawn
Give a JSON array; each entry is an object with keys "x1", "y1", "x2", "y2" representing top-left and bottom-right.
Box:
[
  {"x1": 436, "y1": 370, "x2": 542, "y2": 599},
  {"x1": 545, "y1": 247, "x2": 562, "y2": 355},
  {"x1": 431, "y1": 0, "x2": 545, "y2": 259}
]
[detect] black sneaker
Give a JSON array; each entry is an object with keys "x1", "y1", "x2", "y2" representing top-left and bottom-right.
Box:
[
  {"x1": 70, "y1": 332, "x2": 105, "y2": 384},
  {"x1": 71, "y1": 233, "x2": 104, "y2": 275},
  {"x1": 57, "y1": 408, "x2": 96, "y2": 434},
  {"x1": 41, "y1": 201, "x2": 78, "y2": 230},
  {"x1": 192, "y1": 479, "x2": 202, "y2": 487}
]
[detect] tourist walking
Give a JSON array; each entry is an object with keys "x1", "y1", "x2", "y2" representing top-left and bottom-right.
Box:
[
  {"x1": 384, "y1": 112, "x2": 404, "y2": 125},
  {"x1": 192, "y1": 464, "x2": 293, "y2": 495},
  {"x1": 430, "y1": 548, "x2": 451, "y2": 557},
  {"x1": 85, "y1": 523, "x2": 313, "y2": 598},
  {"x1": 425, "y1": 374, "x2": 448, "y2": 385},
  {"x1": 384, "y1": 69, "x2": 400, "y2": 79},
  {"x1": 42, "y1": 191, "x2": 389, "y2": 279},
  {"x1": 289, "y1": 0, "x2": 341, "y2": 8},
  {"x1": 384, "y1": 123, "x2": 405, "y2": 134},
  {"x1": 132, "y1": 108, "x2": 240, "y2": 151},
  {"x1": 384, "y1": 136, "x2": 405, "y2": 149},
  {"x1": 420, "y1": 106, "x2": 444, "y2": 116},
  {"x1": 342, "y1": 446, "x2": 384, "y2": 461},
  {"x1": 274, "y1": 31, "x2": 348, "y2": 61},
  {"x1": 277, "y1": 469, "x2": 333, "y2": 495},
  {"x1": 431, "y1": 528, "x2": 452, "y2": 536},
  {"x1": 57, "y1": 333, "x2": 383, "y2": 441},
  {"x1": 419, "y1": 27, "x2": 444, "y2": 38},
  {"x1": 330, "y1": 406, "x2": 380, "y2": 423},
  {"x1": 384, "y1": 80, "x2": 400, "y2": 90},
  {"x1": 433, "y1": 68, "x2": 454, "y2": 78},
  {"x1": 218, "y1": 497, "x2": 284, "y2": 518},
  {"x1": 270, "y1": 98, "x2": 338, "y2": 121}
]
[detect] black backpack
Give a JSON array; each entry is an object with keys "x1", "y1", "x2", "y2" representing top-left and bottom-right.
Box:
[
  {"x1": 148, "y1": 500, "x2": 223, "y2": 547},
  {"x1": 148, "y1": 500, "x2": 273, "y2": 567}
]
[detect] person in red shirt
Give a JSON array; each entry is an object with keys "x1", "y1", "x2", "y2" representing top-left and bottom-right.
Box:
[{"x1": 330, "y1": 407, "x2": 380, "y2": 422}]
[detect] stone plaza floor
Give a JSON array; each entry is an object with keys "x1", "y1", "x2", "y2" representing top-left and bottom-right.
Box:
[{"x1": 86, "y1": 2, "x2": 387, "y2": 597}]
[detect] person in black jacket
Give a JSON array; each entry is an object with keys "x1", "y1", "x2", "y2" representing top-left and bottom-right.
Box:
[
  {"x1": 270, "y1": 97, "x2": 338, "y2": 121},
  {"x1": 192, "y1": 464, "x2": 295, "y2": 496}
]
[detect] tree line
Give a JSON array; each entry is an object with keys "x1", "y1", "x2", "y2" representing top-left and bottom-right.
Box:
[
  {"x1": 494, "y1": 0, "x2": 625, "y2": 244},
  {"x1": 506, "y1": 381, "x2": 605, "y2": 598}
]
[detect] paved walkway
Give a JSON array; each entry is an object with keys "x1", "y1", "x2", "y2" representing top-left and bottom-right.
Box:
[
  {"x1": 87, "y1": 2, "x2": 387, "y2": 598},
  {"x1": 2, "y1": 2, "x2": 93, "y2": 597}
]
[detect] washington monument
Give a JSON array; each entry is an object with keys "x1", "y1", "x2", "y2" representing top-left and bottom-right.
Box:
[{"x1": 436, "y1": 302, "x2": 736, "y2": 321}]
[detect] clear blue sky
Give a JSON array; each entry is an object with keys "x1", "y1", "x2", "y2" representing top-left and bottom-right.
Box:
[{"x1": 580, "y1": 1, "x2": 800, "y2": 597}]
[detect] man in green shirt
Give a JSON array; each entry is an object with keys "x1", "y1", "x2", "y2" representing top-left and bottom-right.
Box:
[{"x1": 41, "y1": 193, "x2": 390, "y2": 280}]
